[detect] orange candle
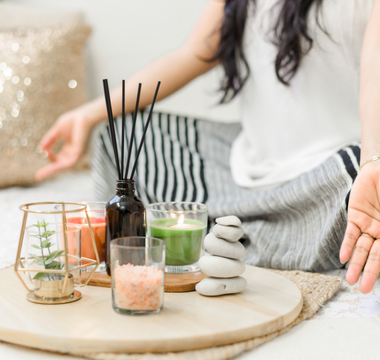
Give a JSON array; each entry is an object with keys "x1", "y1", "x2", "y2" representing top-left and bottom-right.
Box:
[{"x1": 67, "y1": 216, "x2": 106, "y2": 263}]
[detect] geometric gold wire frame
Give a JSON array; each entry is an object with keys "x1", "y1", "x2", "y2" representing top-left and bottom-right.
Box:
[{"x1": 14, "y1": 202, "x2": 99, "y2": 295}]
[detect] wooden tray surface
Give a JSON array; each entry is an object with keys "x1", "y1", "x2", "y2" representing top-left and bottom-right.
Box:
[
  {"x1": 0, "y1": 265, "x2": 303, "y2": 354},
  {"x1": 86, "y1": 271, "x2": 209, "y2": 292}
]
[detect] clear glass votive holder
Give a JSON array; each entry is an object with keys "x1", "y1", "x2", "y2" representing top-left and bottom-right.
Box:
[
  {"x1": 146, "y1": 202, "x2": 208, "y2": 273},
  {"x1": 55, "y1": 202, "x2": 107, "y2": 272},
  {"x1": 111, "y1": 237, "x2": 165, "y2": 316}
]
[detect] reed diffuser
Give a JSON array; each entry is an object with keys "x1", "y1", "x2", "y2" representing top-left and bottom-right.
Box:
[{"x1": 103, "y1": 79, "x2": 161, "y2": 276}]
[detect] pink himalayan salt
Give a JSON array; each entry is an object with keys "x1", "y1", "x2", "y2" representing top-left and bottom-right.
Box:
[{"x1": 114, "y1": 264, "x2": 163, "y2": 310}]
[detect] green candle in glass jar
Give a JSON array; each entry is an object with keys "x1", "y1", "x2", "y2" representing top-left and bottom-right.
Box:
[
  {"x1": 146, "y1": 202, "x2": 208, "y2": 273},
  {"x1": 148, "y1": 216, "x2": 206, "y2": 266}
]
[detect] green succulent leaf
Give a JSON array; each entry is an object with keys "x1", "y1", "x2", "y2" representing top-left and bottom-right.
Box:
[
  {"x1": 55, "y1": 250, "x2": 65, "y2": 258},
  {"x1": 42, "y1": 230, "x2": 55, "y2": 238},
  {"x1": 46, "y1": 250, "x2": 64, "y2": 261},
  {"x1": 30, "y1": 234, "x2": 42, "y2": 239},
  {"x1": 31, "y1": 244, "x2": 41, "y2": 250},
  {"x1": 35, "y1": 220, "x2": 48, "y2": 228},
  {"x1": 45, "y1": 260, "x2": 61, "y2": 270},
  {"x1": 41, "y1": 240, "x2": 51, "y2": 249},
  {"x1": 33, "y1": 272, "x2": 48, "y2": 280},
  {"x1": 38, "y1": 220, "x2": 48, "y2": 228},
  {"x1": 28, "y1": 253, "x2": 41, "y2": 261}
]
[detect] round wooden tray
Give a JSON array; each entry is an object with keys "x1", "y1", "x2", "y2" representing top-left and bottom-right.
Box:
[{"x1": 0, "y1": 265, "x2": 302, "y2": 354}]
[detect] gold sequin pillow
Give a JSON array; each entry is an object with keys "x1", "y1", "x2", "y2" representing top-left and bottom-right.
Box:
[{"x1": 0, "y1": 4, "x2": 91, "y2": 188}]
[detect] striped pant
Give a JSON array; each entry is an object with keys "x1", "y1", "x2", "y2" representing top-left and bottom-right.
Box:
[{"x1": 92, "y1": 111, "x2": 360, "y2": 272}]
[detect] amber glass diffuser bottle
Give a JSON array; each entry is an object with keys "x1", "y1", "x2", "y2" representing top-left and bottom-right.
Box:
[
  {"x1": 102, "y1": 79, "x2": 161, "y2": 276},
  {"x1": 106, "y1": 180, "x2": 145, "y2": 275}
]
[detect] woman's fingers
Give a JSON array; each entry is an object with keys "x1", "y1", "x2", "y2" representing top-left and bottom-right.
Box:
[
  {"x1": 44, "y1": 148, "x2": 57, "y2": 162},
  {"x1": 346, "y1": 234, "x2": 374, "y2": 285},
  {"x1": 340, "y1": 221, "x2": 361, "y2": 263},
  {"x1": 39, "y1": 123, "x2": 61, "y2": 151},
  {"x1": 35, "y1": 161, "x2": 68, "y2": 181},
  {"x1": 35, "y1": 157, "x2": 76, "y2": 180},
  {"x1": 360, "y1": 239, "x2": 380, "y2": 293},
  {"x1": 35, "y1": 147, "x2": 78, "y2": 181}
]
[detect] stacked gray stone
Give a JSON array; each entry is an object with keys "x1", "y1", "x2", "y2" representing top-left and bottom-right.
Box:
[{"x1": 196, "y1": 216, "x2": 247, "y2": 296}]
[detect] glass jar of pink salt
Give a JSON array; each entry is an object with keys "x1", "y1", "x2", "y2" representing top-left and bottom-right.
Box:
[{"x1": 111, "y1": 237, "x2": 165, "y2": 315}]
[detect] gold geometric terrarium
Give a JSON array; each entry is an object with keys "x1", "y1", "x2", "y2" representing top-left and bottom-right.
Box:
[{"x1": 14, "y1": 202, "x2": 99, "y2": 304}]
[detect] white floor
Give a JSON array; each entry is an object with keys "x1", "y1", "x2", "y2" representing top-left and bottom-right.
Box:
[{"x1": 1, "y1": 171, "x2": 380, "y2": 359}]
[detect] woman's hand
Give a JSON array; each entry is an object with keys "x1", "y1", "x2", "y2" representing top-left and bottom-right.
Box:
[
  {"x1": 340, "y1": 162, "x2": 380, "y2": 293},
  {"x1": 35, "y1": 107, "x2": 95, "y2": 181}
]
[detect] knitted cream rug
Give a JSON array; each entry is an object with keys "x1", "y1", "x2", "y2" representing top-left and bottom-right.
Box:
[{"x1": 72, "y1": 270, "x2": 342, "y2": 360}]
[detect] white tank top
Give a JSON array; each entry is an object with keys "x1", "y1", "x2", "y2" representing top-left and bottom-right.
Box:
[{"x1": 230, "y1": 0, "x2": 372, "y2": 189}]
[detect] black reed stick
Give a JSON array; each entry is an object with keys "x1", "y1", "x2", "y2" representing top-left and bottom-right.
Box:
[
  {"x1": 124, "y1": 83, "x2": 142, "y2": 180},
  {"x1": 130, "y1": 81, "x2": 161, "y2": 180},
  {"x1": 121, "y1": 80, "x2": 125, "y2": 178},
  {"x1": 103, "y1": 79, "x2": 121, "y2": 179}
]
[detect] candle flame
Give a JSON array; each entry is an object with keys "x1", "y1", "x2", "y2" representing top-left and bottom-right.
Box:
[{"x1": 178, "y1": 214, "x2": 184, "y2": 226}]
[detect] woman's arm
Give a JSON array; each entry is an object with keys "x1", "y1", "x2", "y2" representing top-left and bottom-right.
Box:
[
  {"x1": 84, "y1": 0, "x2": 225, "y2": 128},
  {"x1": 340, "y1": 0, "x2": 380, "y2": 293},
  {"x1": 36, "y1": 0, "x2": 224, "y2": 180}
]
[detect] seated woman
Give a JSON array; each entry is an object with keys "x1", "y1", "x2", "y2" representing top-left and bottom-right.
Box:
[{"x1": 36, "y1": 0, "x2": 380, "y2": 294}]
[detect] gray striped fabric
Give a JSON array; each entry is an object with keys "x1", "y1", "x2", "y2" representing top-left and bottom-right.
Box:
[{"x1": 92, "y1": 111, "x2": 360, "y2": 272}]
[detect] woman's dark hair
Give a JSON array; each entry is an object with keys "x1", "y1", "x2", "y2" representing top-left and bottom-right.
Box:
[{"x1": 213, "y1": 0, "x2": 324, "y2": 103}]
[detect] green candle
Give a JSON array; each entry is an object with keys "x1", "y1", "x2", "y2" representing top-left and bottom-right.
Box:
[{"x1": 148, "y1": 217, "x2": 206, "y2": 265}]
